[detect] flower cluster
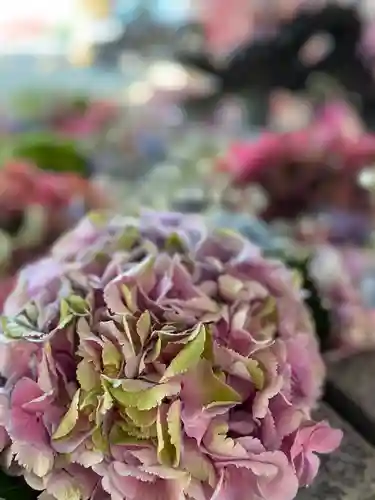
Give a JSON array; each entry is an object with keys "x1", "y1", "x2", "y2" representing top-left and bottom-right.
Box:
[
  {"x1": 0, "y1": 212, "x2": 342, "y2": 500},
  {"x1": 0, "y1": 161, "x2": 108, "y2": 308},
  {"x1": 218, "y1": 113, "x2": 375, "y2": 241},
  {"x1": 220, "y1": 104, "x2": 375, "y2": 186},
  {"x1": 308, "y1": 246, "x2": 375, "y2": 356}
]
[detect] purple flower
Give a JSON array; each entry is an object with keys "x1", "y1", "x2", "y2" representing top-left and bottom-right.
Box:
[{"x1": 0, "y1": 212, "x2": 341, "y2": 500}]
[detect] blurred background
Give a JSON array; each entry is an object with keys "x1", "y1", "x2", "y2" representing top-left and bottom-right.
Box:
[
  {"x1": 3, "y1": 0, "x2": 375, "y2": 337},
  {"x1": 2, "y1": 0, "x2": 375, "y2": 285}
]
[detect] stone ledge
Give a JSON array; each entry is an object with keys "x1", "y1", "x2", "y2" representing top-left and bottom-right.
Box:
[{"x1": 297, "y1": 404, "x2": 375, "y2": 500}]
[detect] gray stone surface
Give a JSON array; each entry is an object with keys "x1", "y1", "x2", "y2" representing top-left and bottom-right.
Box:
[
  {"x1": 327, "y1": 352, "x2": 375, "y2": 425},
  {"x1": 297, "y1": 404, "x2": 375, "y2": 500}
]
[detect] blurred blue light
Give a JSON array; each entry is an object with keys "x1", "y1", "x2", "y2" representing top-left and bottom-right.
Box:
[{"x1": 114, "y1": 0, "x2": 191, "y2": 24}]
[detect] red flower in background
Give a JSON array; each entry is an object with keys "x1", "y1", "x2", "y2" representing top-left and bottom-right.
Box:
[
  {"x1": 0, "y1": 160, "x2": 109, "y2": 310},
  {"x1": 218, "y1": 112, "x2": 375, "y2": 220},
  {"x1": 54, "y1": 100, "x2": 119, "y2": 139},
  {"x1": 0, "y1": 160, "x2": 108, "y2": 211}
]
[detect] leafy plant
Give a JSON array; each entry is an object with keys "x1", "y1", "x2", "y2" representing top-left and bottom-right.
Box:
[{"x1": 1, "y1": 134, "x2": 90, "y2": 177}]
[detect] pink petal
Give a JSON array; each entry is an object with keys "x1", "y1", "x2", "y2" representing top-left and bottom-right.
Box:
[
  {"x1": 214, "y1": 451, "x2": 299, "y2": 500},
  {"x1": 113, "y1": 462, "x2": 154, "y2": 482},
  {"x1": 45, "y1": 466, "x2": 98, "y2": 500},
  {"x1": 212, "y1": 467, "x2": 257, "y2": 500},
  {"x1": 309, "y1": 422, "x2": 343, "y2": 454},
  {"x1": 103, "y1": 281, "x2": 128, "y2": 314},
  {"x1": 185, "y1": 479, "x2": 209, "y2": 500},
  {"x1": 108, "y1": 466, "x2": 152, "y2": 499},
  {"x1": 218, "y1": 459, "x2": 279, "y2": 477},
  {"x1": 0, "y1": 343, "x2": 37, "y2": 380},
  {"x1": 181, "y1": 408, "x2": 212, "y2": 445},
  {"x1": 255, "y1": 453, "x2": 299, "y2": 500},
  {"x1": 235, "y1": 437, "x2": 265, "y2": 454},
  {"x1": 52, "y1": 430, "x2": 92, "y2": 454},
  {"x1": 11, "y1": 378, "x2": 44, "y2": 408},
  {"x1": 299, "y1": 453, "x2": 321, "y2": 486},
  {"x1": 22, "y1": 393, "x2": 54, "y2": 413},
  {"x1": 127, "y1": 477, "x2": 185, "y2": 500},
  {"x1": 10, "y1": 407, "x2": 49, "y2": 447}
]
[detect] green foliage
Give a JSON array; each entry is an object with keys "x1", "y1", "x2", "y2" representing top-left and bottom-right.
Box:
[
  {"x1": 2, "y1": 133, "x2": 89, "y2": 176},
  {"x1": 0, "y1": 470, "x2": 36, "y2": 500}
]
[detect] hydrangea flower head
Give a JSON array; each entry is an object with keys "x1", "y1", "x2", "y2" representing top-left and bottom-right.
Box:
[{"x1": 0, "y1": 212, "x2": 341, "y2": 500}]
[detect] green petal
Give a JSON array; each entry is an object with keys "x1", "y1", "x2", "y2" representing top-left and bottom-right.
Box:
[
  {"x1": 88, "y1": 211, "x2": 108, "y2": 227},
  {"x1": 125, "y1": 407, "x2": 157, "y2": 428},
  {"x1": 206, "y1": 420, "x2": 243, "y2": 456},
  {"x1": 102, "y1": 339, "x2": 122, "y2": 371},
  {"x1": 193, "y1": 360, "x2": 242, "y2": 408},
  {"x1": 77, "y1": 360, "x2": 99, "y2": 392},
  {"x1": 161, "y1": 324, "x2": 207, "y2": 382},
  {"x1": 109, "y1": 422, "x2": 152, "y2": 446},
  {"x1": 156, "y1": 400, "x2": 181, "y2": 468},
  {"x1": 128, "y1": 255, "x2": 156, "y2": 295},
  {"x1": 143, "y1": 337, "x2": 162, "y2": 364},
  {"x1": 59, "y1": 295, "x2": 89, "y2": 327},
  {"x1": 116, "y1": 226, "x2": 140, "y2": 250},
  {"x1": 66, "y1": 295, "x2": 89, "y2": 316},
  {"x1": 0, "y1": 315, "x2": 41, "y2": 340},
  {"x1": 52, "y1": 389, "x2": 80, "y2": 440},
  {"x1": 121, "y1": 285, "x2": 138, "y2": 314},
  {"x1": 58, "y1": 300, "x2": 74, "y2": 329},
  {"x1": 218, "y1": 275, "x2": 243, "y2": 301},
  {"x1": 182, "y1": 445, "x2": 216, "y2": 487},
  {"x1": 79, "y1": 389, "x2": 99, "y2": 411},
  {"x1": 154, "y1": 328, "x2": 191, "y2": 345},
  {"x1": 156, "y1": 405, "x2": 174, "y2": 467},
  {"x1": 246, "y1": 359, "x2": 265, "y2": 390},
  {"x1": 260, "y1": 297, "x2": 277, "y2": 320},
  {"x1": 136, "y1": 311, "x2": 151, "y2": 345},
  {"x1": 95, "y1": 391, "x2": 113, "y2": 426},
  {"x1": 291, "y1": 270, "x2": 303, "y2": 290},
  {"x1": 123, "y1": 316, "x2": 140, "y2": 354},
  {"x1": 92, "y1": 425, "x2": 109, "y2": 452},
  {"x1": 167, "y1": 400, "x2": 181, "y2": 467},
  {"x1": 165, "y1": 232, "x2": 185, "y2": 253},
  {"x1": 203, "y1": 325, "x2": 214, "y2": 362},
  {"x1": 119, "y1": 420, "x2": 157, "y2": 439},
  {"x1": 133, "y1": 383, "x2": 181, "y2": 411},
  {"x1": 104, "y1": 378, "x2": 181, "y2": 411},
  {"x1": 214, "y1": 227, "x2": 243, "y2": 240}
]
